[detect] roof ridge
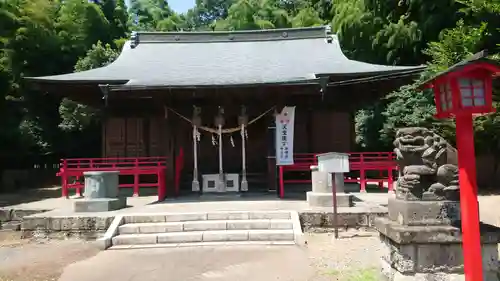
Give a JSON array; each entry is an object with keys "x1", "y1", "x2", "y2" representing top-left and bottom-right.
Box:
[{"x1": 130, "y1": 26, "x2": 332, "y2": 48}]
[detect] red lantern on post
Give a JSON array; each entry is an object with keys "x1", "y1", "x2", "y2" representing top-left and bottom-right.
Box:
[{"x1": 420, "y1": 51, "x2": 500, "y2": 281}]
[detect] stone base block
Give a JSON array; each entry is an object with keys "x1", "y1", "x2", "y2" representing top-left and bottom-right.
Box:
[
  {"x1": 73, "y1": 198, "x2": 127, "y2": 212},
  {"x1": 381, "y1": 259, "x2": 500, "y2": 281},
  {"x1": 388, "y1": 198, "x2": 461, "y2": 226},
  {"x1": 376, "y1": 216, "x2": 500, "y2": 281},
  {"x1": 344, "y1": 183, "x2": 360, "y2": 193},
  {"x1": 307, "y1": 192, "x2": 353, "y2": 207}
]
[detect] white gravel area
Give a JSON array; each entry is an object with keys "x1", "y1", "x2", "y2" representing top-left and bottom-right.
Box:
[{"x1": 305, "y1": 231, "x2": 381, "y2": 280}]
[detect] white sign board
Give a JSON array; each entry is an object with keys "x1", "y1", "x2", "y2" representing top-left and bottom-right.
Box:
[
  {"x1": 275, "y1": 106, "x2": 296, "y2": 166},
  {"x1": 317, "y1": 152, "x2": 350, "y2": 173}
]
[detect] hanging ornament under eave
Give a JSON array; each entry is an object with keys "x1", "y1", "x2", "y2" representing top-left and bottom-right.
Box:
[
  {"x1": 196, "y1": 129, "x2": 201, "y2": 142},
  {"x1": 239, "y1": 105, "x2": 249, "y2": 192}
]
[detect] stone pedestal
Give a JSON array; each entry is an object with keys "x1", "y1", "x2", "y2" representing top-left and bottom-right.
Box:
[
  {"x1": 74, "y1": 171, "x2": 126, "y2": 212},
  {"x1": 307, "y1": 166, "x2": 352, "y2": 208},
  {"x1": 375, "y1": 198, "x2": 500, "y2": 281}
]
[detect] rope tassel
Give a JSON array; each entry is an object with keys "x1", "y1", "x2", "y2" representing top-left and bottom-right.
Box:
[{"x1": 212, "y1": 134, "x2": 217, "y2": 146}]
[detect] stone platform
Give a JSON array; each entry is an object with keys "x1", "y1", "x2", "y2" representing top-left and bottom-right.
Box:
[
  {"x1": 376, "y1": 218, "x2": 500, "y2": 281},
  {"x1": 306, "y1": 192, "x2": 353, "y2": 207},
  {"x1": 74, "y1": 198, "x2": 127, "y2": 213},
  {"x1": 13, "y1": 192, "x2": 389, "y2": 239},
  {"x1": 375, "y1": 197, "x2": 500, "y2": 281}
]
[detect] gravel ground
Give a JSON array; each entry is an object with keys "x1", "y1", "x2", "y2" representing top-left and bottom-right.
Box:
[
  {"x1": 305, "y1": 231, "x2": 381, "y2": 281},
  {"x1": 0, "y1": 235, "x2": 99, "y2": 281}
]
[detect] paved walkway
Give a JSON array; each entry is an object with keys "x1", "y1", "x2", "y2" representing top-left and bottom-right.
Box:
[
  {"x1": 58, "y1": 245, "x2": 314, "y2": 281},
  {"x1": 57, "y1": 232, "x2": 383, "y2": 281}
]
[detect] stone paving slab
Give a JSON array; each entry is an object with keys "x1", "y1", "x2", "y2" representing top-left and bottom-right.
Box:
[
  {"x1": 57, "y1": 245, "x2": 315, "y2": 281},
  {"x1": 7, "y1": 192, "x2": 390, "y2": 217}
]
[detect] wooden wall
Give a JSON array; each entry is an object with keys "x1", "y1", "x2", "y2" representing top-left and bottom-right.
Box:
[
  {"x1": 102, "y1": 117, "x2": 164, "y2": 158},
  {"x1": 101, "y1": 107, "x2": 354, "y2": 165}
]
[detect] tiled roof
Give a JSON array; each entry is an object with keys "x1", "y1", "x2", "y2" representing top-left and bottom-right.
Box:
[{"x1": 26, "y1": 26, "x2": 425, "y2": 88}]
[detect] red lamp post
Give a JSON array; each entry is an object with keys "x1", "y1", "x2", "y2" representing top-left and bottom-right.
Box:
[{"x1": 420, "y1": 51, "x2": 500, "y2": 281}]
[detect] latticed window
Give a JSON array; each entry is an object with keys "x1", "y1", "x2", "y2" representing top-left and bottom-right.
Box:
[
  {"x1": 458, "y1": 78, "x2": 486, "y2": 107},
  {"x1": 439, "y1": 82, "x2": 453, "y2": 111}
]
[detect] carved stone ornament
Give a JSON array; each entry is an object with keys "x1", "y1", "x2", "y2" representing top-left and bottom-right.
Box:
[{"x1": 393, "y1": 127, "x2": 459, "y2": 201}]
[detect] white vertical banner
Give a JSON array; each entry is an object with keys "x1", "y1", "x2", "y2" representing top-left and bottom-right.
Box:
[{"x1": 275, "y1": 106, "x2": 296, "y2": 166}]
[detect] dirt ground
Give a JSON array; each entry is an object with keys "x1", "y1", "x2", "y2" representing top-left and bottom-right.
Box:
[
  {"x1": 0, "y1": 232, "x2": 99, "y2": 281},
  {"x1": 0, "y1": 194, "x2": 499, "y2": 281}
]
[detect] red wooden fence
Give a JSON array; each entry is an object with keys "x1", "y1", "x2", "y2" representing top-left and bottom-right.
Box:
[
  {"x1": 278, "y1": 152, "x2": 397, "y2": 198},
  {"x1": 57, "y1": 157, "x2": 169, "y2": 201}
]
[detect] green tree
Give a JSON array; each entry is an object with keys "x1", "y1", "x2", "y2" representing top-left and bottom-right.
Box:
[
  {"x1": 186, "y1": 0, "x2": 235, "y2": 29},
  {"x1": 290, "y1": 6, "x2": 323, "y2": 27},
  {"x1": 331, "y1": 0, "x2": 459, "y2": 65},
  {"x1": 59, "y1": 41, "x2": 119, "y2": 132},
  {"x1": 129, "y1": 0, "x2": 185, "y2": 31},
  {"x1": 213, "y1": 0, "x2": 292, "y2": 30},
  {"x1": 99, "y1": 0, "x2": 129, "y2": 39},
  {"x1": 57, "y1": 0, "x2": 113, "y2": 62},
  {"x1": 355, "y1": 0, "x2": 499, "y2": 154}
]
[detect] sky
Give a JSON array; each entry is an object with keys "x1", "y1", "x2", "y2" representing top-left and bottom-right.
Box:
[
  {"x1": 125, "y1": 0, "x2": 196, "y2": 13},
  {"x1": 168, "y1": 0, "x2": 196, "y2": 13}
]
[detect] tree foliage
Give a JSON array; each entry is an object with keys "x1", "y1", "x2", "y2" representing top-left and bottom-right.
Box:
[
  {"x1": 354, "y1": 0, "x2": 500, "y2": 172},
  {"x1": 59, "y1": 41, "x2": 120, "y2": 132}
]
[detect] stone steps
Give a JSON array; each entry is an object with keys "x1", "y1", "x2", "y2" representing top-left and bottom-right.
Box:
[
  {"x1": 100, "y1": 211, "x2": 303, "y2": 250},
  {"x1": 110, "y1": 241, "x2": 296, "y2": 250},
  {"x1": 112, "y1": 229, "x2": 295, "y2": 245},
  {"x1": 118, "y1": 219, "x2": 293, "y2": 234}
]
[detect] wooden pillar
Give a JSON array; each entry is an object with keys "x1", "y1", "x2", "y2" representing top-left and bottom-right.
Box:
[
  {"x1": 101, "y1": 118, "x2": 107, "y2": 158},
  {"x1": 307, "y1": 103, "x2": 313, "y2": 153},
  {"x1": 164, "y1": 106, "x2": 176, "y2": 198},
  {"x1": 267, "y1": 115, "x2": 277, "y2": 192}
]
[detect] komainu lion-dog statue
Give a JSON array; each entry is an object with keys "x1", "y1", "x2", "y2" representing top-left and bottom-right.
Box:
[{"x1": 393, "y1": 127, "x2": 459, "y2": 201}]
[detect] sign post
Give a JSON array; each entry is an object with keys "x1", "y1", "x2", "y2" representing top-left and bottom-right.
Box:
[
  {"x1": 317, "y1": 152, "x2": 350, "y2": 239},
  {"x1": 276, "y1": 106, "x2": 296, "y2": 198},
  {"x1": 275, "y1": 106, "x2": 296, "y2": 166}
]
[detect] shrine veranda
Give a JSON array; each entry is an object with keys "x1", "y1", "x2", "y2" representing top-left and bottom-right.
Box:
[{"x1": 26, "y1": 26, "x2": 425, "y2": 197}]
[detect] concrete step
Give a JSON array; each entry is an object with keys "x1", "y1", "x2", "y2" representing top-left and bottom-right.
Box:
[
  {"x1": 112, "y1": 229, "x2": 295, "y2": 245},
  {"x1": 109, "y1": 241, "x2": 296, "y2": 250},
  {"x1": 123, "y1": 211, "x2": 292, "y2": 224},
  {"x1": 118, "y1": 219, "x2": 293, "y2": 234}
]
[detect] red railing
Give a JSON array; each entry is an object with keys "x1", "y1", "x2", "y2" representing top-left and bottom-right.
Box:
[
  {"x1": 278, "y1": 152, "x2": 397, "y2": 198},
  {"x1": 57, "y1": 156, "x2": 169, "y2": 201}
]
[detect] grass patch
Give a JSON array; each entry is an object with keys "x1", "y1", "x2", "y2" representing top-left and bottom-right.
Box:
[
  {"x1": 344, "y1": 268, "x2": 379, "y2": 281},
  {"x1": 321, "y1": 268, "x2": 341, "y2": 276}
]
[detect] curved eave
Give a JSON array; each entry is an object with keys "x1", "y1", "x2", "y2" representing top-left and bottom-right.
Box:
[
  {"x1": 325, "y1": 67, "x2": 426, "y2": 87},
  {"x1": 318, "y1": 65, "x2": 426, "y2": 78},
  {"x1": 107, "y1": 78, "x2": 323, "y2": 92}
]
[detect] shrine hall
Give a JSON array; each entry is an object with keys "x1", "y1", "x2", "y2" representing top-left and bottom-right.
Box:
[{"x1": 26, "y1": 26, "x2": 426, "y2": 199}]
